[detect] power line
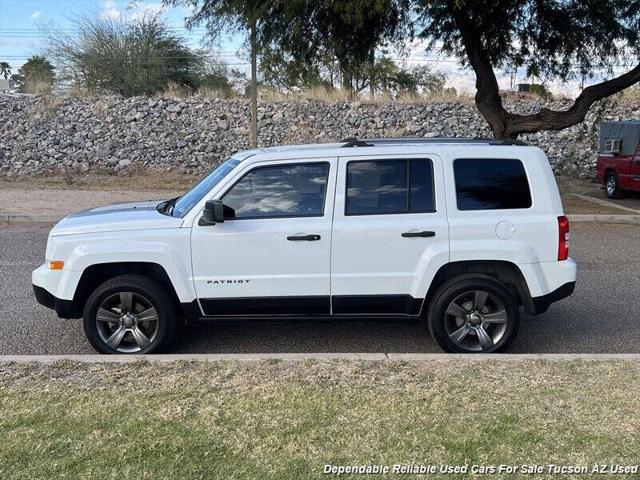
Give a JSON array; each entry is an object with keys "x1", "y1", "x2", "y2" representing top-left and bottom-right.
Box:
[{"x1": 1, "y1": 53, "x2": 637, "y2": 69}]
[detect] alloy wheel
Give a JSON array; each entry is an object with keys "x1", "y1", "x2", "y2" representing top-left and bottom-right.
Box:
[
  {"x1": 95, "y1": 291, "x2": 159, "y2": 353},
  {"x1": 444, "y1": 289, "x2": 508, "y2": 352},
  {"x1": 606, "y1": 176, "x2": 616, "y2": 196}
]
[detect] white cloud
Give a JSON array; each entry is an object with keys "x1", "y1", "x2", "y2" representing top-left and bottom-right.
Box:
[
  {"x1": 99, "y1": 0, "x2": 122, "y2": 20},
  {"x1": 98, "y1": 1, "x2": 166, "y2": 22},
  {"x1": 129, "y1": 2, "x2": 165, "y2": 21},
  {"x1": 30, "y1": 10, "x2": 43, "y2": 20}
]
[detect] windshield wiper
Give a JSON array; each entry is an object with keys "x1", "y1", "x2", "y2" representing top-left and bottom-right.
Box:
[{"x1": 158, "y1": 196, "x2": 180, "y2": 216}]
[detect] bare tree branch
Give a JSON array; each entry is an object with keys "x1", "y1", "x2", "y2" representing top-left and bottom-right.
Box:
[
  {"x1": 451, "y1": 3, "x2": 640, "y2": 139},
  {"x1": 506, "y1": 65, "x2": 640, "y2": 136}
]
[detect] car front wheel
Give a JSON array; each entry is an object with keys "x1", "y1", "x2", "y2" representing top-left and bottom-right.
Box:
[
  {"x1": 427, "y1": 276, "x2": 520, "y2": 353},
  {"x1": 83, "y1": 274, "x2": 178, "y2": 354}
]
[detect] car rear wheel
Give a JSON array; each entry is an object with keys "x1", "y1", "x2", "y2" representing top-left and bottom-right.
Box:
[
  {"x1": 605, "y1": 172, "x2": 622, "y2": 199},
  {"x1": 426, "y1": 276, "x2": 519, "y2": 353},
  {"x1": 83, "y1": 274, "x2": 178, "y2": 354}
]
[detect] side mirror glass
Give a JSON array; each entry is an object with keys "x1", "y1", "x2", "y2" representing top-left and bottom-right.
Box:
[{"x1": 199, "y1": 200, "x2": 225, "y2": 226}]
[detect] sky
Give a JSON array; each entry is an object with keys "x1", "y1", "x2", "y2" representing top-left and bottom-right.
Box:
[
  {"x1": 0, "y1": 0, "x2": 246, "y2": 74},
  {"x1": 0, "y1": 0, "x2": 632, "y2": 97}
]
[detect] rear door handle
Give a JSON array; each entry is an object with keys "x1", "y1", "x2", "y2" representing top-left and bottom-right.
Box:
[
  {"x1": 287, "y1": 234, "x2": 321, "y2": 241},
  {"x1": 401, "y1": 230, "x2": 436, "y2": 238}
]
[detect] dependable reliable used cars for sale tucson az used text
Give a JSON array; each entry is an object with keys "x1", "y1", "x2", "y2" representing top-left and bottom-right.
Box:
[{"x1": 33, "y1": 137, "x2": 577, "y2": 354}]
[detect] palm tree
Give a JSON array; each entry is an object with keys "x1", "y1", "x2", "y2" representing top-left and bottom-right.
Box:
[{"x1": 0, "y1": 62, "x2": 11, "y2": 80}]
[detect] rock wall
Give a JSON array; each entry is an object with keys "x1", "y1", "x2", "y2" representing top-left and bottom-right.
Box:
[{"x1": 1, "y1": 93, "x2": 639, "y2": 178}]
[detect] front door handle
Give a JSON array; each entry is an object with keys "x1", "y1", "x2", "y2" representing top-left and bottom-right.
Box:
[
  {"x1": 401, "y1": 230, "x2": 436, "y2": 238},
  {"x1": 287, "y1": 234, "x2": 321, "y2": 241}
]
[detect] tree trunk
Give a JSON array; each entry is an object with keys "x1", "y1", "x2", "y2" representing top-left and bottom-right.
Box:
[
  {"x1": 250, "y1": 19, "x2": 258, "y2": 148},
  {"x1": 451, "y1": 5, "x2": 640, "y2": 139}
]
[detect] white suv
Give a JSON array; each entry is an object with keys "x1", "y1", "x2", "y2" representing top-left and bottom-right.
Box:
[{"x1": 32, "y1": 138, "x2": 576, "y2": 354}]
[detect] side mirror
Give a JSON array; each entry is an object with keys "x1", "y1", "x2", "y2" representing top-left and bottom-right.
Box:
[{"x1": 199, "y1": 200, "x2": 225, "y2": 226}]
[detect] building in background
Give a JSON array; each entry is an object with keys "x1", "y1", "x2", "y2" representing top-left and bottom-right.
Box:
[{"x1": 0, "y1": 79, "x2": 16, "y2": 93}]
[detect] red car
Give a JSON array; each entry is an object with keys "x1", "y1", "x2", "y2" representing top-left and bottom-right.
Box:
[{"x1": 596, "y1": 121, "x2": 640, "y2": 198}]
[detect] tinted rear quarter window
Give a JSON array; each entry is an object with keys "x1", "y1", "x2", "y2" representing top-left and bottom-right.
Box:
[{"x1": 454, "y1": 158, "x2": 532, "y2": 210}]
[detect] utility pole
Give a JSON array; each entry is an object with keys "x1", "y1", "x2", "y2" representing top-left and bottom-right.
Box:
[
  {"x1": 250, "y1": 17, "x2": 258, "y2": 148},
  {"x1": 369, "y1": 49, "x2": 375, "y2": 100}
]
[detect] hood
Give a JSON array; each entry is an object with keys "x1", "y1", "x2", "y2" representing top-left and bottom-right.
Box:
[{"x1": 50, "y1": 200, "x2": 184, "y2": 236}]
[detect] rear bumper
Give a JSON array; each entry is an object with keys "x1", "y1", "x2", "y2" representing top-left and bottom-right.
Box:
[
  {"x1": 33, "y1": 284, "x2": 80, "y2": 318},
  {"x1": 530, "y1": 281, "x2": 576, "y2": 315}
]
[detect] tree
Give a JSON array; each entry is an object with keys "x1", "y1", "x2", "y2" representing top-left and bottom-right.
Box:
[
  {"x1": 260, "y1": 0, "x2": 413, "y2": 98},
  {"x1": 11, "y1": 56, "x2": 55, "y2": 93},
  {"x1": 0, "y1": 62, "x2": 11, "y2": 80},
  {"x1": 166, "y1": 0, "x2": 271, "y2": 148},
  {"x1": 362, "y1": 58, "x2": 446, "y2": 96},
  {"x1": 48, "y1": 15, "x2": 205, "y2": 97},
  {"x1": 259, "y1": 45, "x2": 333, "y2": 91},
  {"x1": 414, "y1": 0, "x2": 640, "y2": 138},
  {"x1": 197, "y1": 58, "x2": 236, "y2": 96}
]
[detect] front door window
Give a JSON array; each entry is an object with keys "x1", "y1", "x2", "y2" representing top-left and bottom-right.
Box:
[{"x1": 223, "y1": 163, "x2": 330, "y2": 219}]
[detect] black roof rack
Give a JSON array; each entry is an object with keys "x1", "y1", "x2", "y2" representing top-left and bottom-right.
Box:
[
  {"x1": 341, "y1": 136, "x2": 528, "y2": 147},
  {"x1": 340, "y1": 137, "x2": 373, "y2": 147}
]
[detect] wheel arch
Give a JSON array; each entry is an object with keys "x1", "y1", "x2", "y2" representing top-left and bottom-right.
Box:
[
  {"x1": 68, "y1": 262, "x2": 182, "y2": 319},
  {"x1": 420, "y1": 260, "x2": 535, "y2": 316}
]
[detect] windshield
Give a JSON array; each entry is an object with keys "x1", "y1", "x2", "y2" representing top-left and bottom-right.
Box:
[{"x1": 170, "y1": 157, "x2": 241, "y2": 217}]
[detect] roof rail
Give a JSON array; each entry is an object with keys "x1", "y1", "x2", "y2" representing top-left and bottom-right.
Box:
[
  {"x1": 341, "y1": 137, "x2": 373, "y2": 147},
  {"x1": 341, "y1": 136, "x2": 529, "y2": 147}
]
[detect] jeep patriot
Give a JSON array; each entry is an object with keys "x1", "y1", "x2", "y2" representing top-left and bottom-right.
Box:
[{"x1": 33, "y1": 138, "x2": 577, "y2": 353}]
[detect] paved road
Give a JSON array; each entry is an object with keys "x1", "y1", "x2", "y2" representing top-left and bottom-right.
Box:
[{"x1": 1, "y1": 223, "x2": 639, "y2": 354}]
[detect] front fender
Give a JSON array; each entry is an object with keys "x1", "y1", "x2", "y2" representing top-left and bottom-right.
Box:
[{"x1": 47, "y1": 229, "x2": 195, "y2": 302}]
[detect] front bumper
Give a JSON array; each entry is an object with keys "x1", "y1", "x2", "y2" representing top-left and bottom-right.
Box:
[{"x1": 33, "y1": 284, "x2": 80, "y2": 318}]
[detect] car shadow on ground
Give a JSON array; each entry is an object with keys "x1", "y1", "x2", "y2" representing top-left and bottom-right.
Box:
[{"x1": 168, "y1": 306, "x2": 635, "y2": 354}]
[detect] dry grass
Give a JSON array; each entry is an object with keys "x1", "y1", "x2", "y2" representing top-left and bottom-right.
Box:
[
  {"x1": 160, "y1": 80, "x2": 192, "y2": 98},
  {"x1": 259, "y1": 86, "x2": 468, "y2": 104},
  {"x1": 257, "y1": 85, "x2": 356, "y2": 102},
  {"x1": 27, "y1": 93, "x2": 63, "y2": 121},
  {"x1": 0, "y1": 359, "x2": 638, "y2": 479},
  {"x1": 23, "y1": 79, "x2": 53, "y2": 95},
  {"x1": 158, "y1": 81, "x2": 236, "y2": 100}
]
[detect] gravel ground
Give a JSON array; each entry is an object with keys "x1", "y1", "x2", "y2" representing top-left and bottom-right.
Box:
[{"x1": 1, "y1": 223, "x2": 638, "y2": 355}]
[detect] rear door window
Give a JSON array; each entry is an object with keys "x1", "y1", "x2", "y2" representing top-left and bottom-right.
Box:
[
  {"x1": 345, "y1": 158, "x2": 435, "y2": 215},
  {"x1": 453, "y1": 158, "x2": 532, "y2": 210}
]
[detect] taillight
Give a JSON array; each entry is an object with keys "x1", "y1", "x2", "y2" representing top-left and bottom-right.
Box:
[{"x1": 557, "y1": 215, "x2": 569, "y2": 261}]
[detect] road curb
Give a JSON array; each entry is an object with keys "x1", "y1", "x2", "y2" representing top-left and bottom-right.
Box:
[
  {"x1": 567, "y1": 214, "x2": 640, "y2": 224},
  {"x1": 568, "y1": 193, "x2": 640, "y2": 214},
  {"x1": 1, "y1": 353, "x2": 639, "y2": 363},
  {"x1": 3, "y1": 213, "x2": 640, "y2": 226}
]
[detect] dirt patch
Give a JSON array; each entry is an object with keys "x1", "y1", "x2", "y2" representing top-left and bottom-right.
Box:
[
  {"x1": 0, "y1": 187, "x2": 183, "y2": 216},
  {"x1": 0, "y1": 170, "x2": 198, "y2": 192},
  {"x1": 561, "y1": 194, "x2": 633, "y2": 215}
]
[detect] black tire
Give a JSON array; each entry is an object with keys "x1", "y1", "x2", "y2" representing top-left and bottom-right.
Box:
[
  {"x1": 83, "y1": 274, "x2": 179, "y2": 354},
  {"x1": 605, "y1": 172, "x2": 623, "y2": 199},
  {"x1": 426, "y1": 275, "x2": 520, "y2": 353}
]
